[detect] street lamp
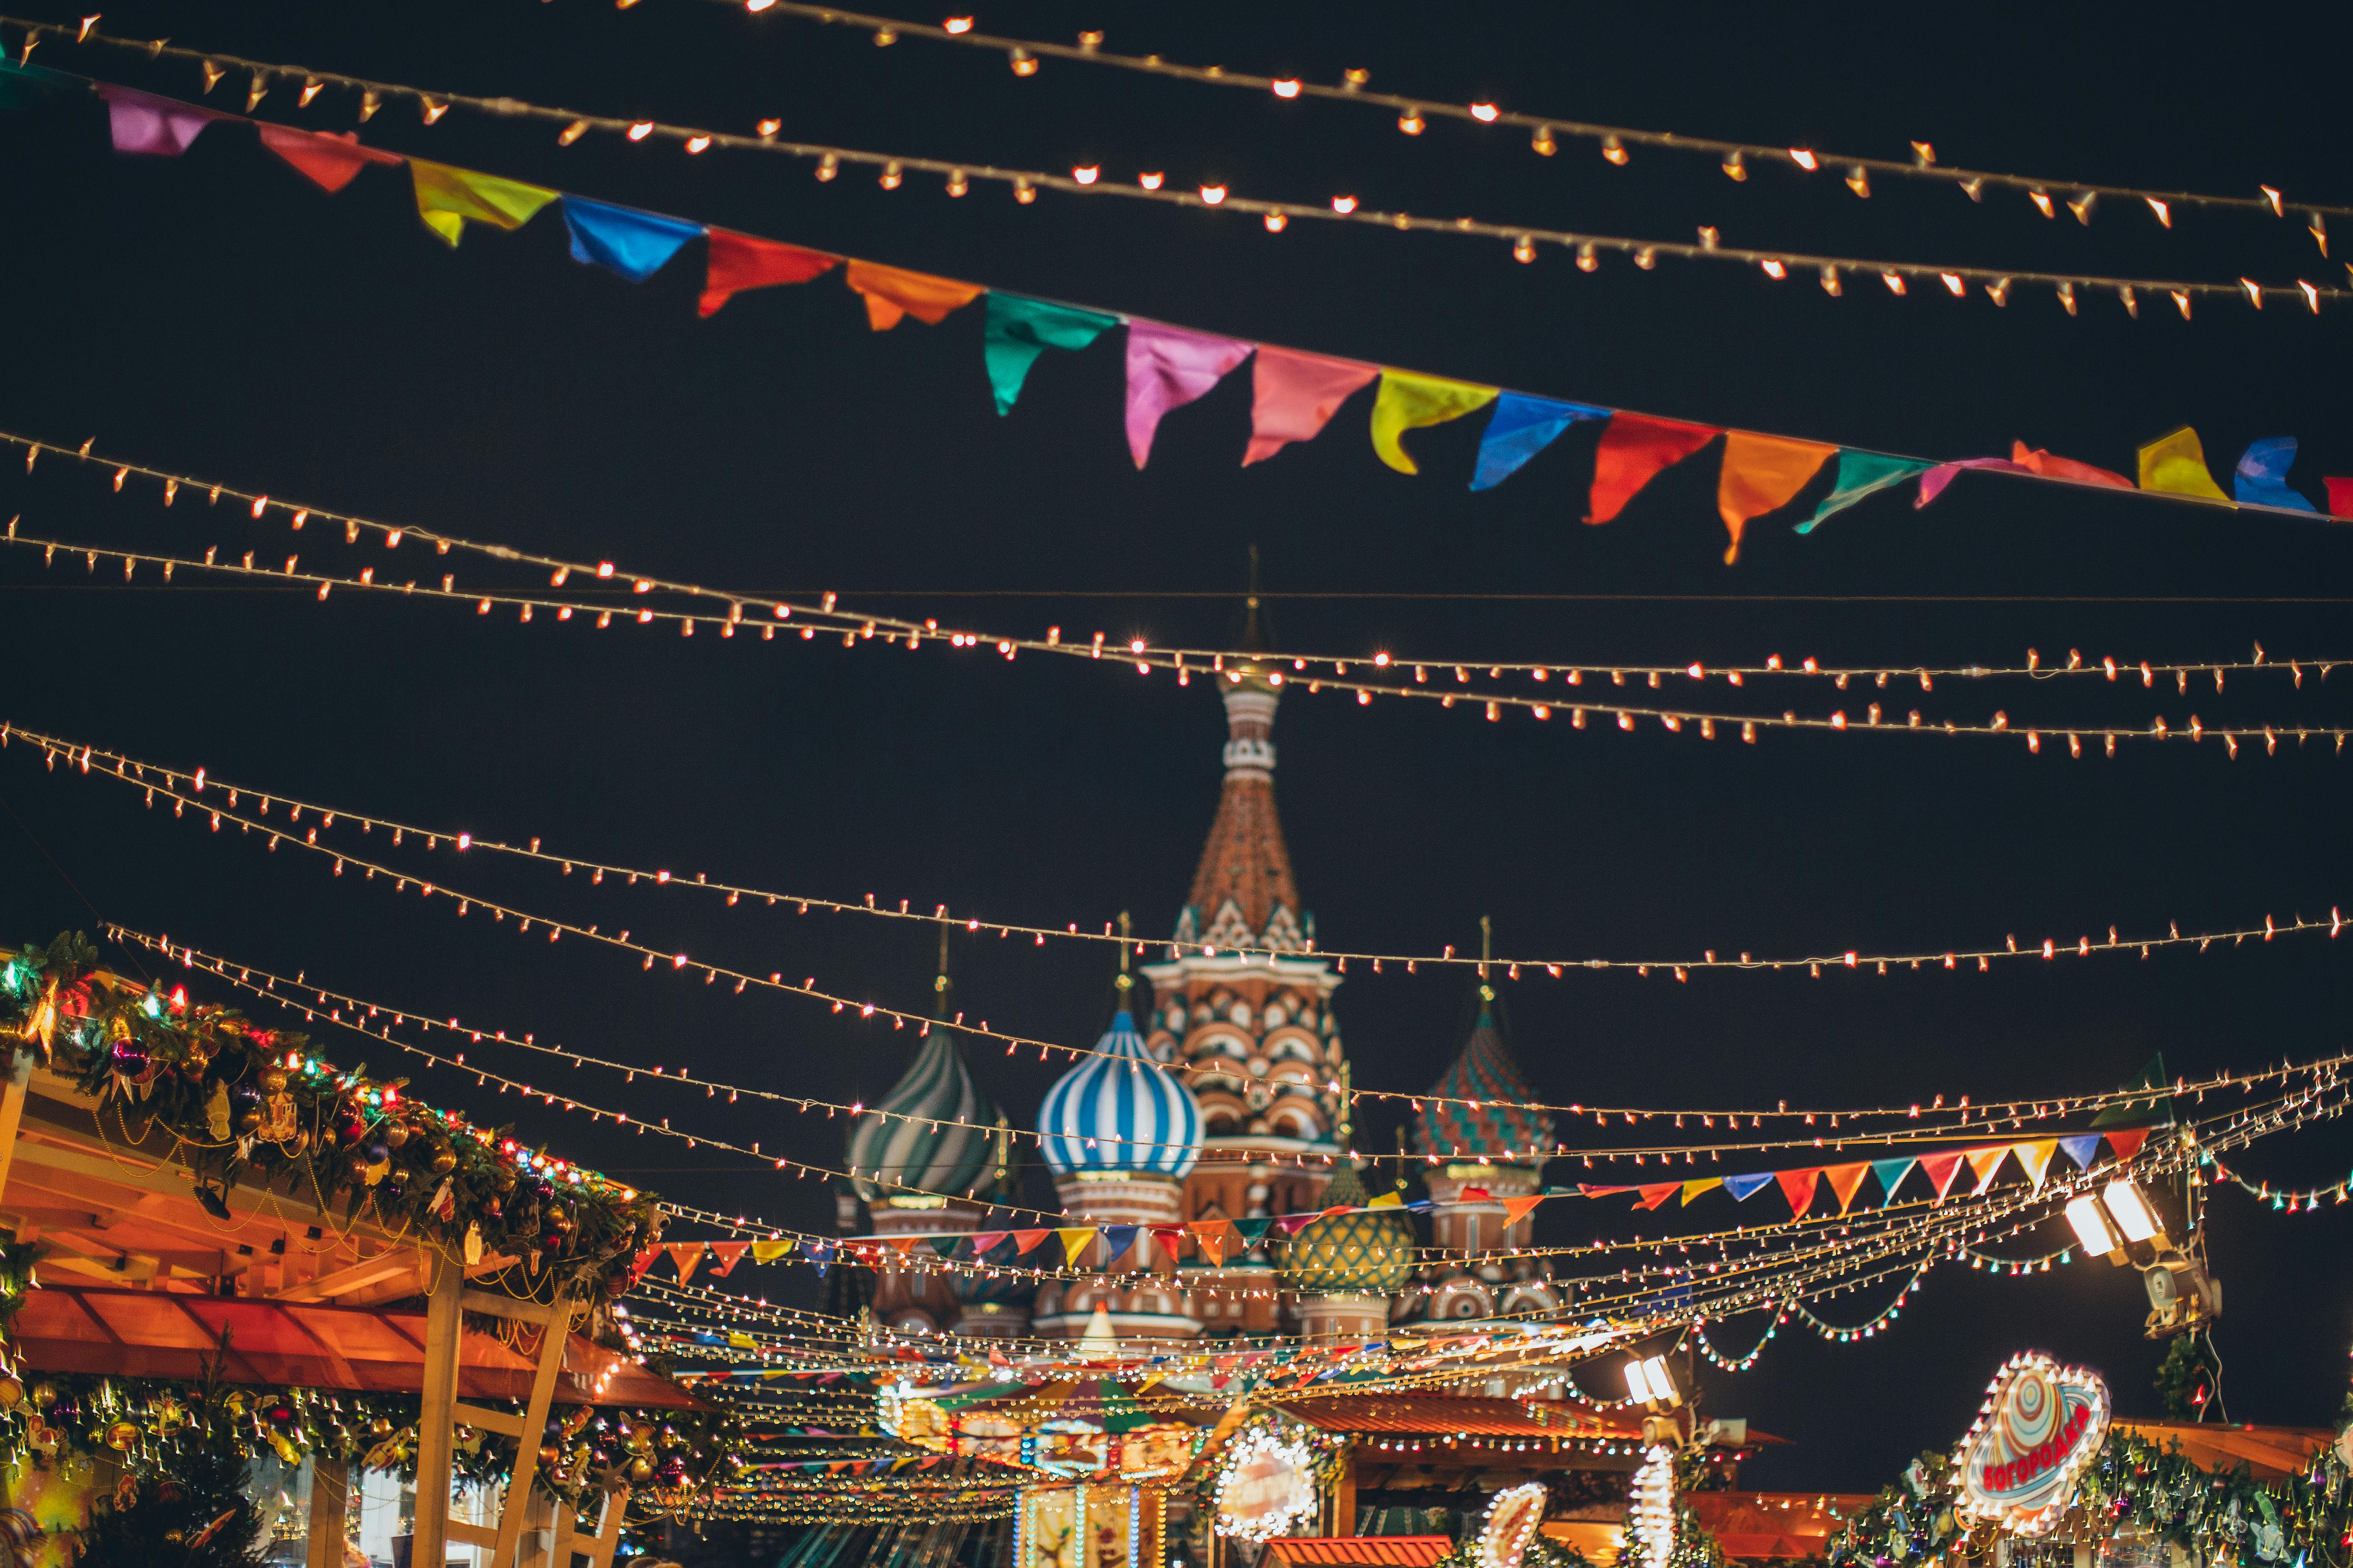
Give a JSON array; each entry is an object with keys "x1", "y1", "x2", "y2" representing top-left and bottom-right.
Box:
[
  {"x1": 1623, "y1": 1355, "x2": 1681, "y2": 1411},
  {"x1": 2060, "y1": 1177, "x2": 2219, "y2": 1339}
]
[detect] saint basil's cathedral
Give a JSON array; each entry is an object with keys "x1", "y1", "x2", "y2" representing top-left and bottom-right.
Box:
[{"x1": 839, "y1": 641, "x2": 1565, "y2": 1345}]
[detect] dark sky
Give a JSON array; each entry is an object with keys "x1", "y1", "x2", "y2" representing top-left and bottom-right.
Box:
[{"x1": 2, "y1": 0, "x2": 2352, "y2": 1493}]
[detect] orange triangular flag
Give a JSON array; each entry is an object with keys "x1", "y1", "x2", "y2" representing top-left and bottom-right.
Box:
[
  {"x1": 1635, "y1": 1184, "x2": 1679, "y2": 1210},
  {"x1": 1188, "y1": 1220, "x2": 1233, "y2": 1266},
  {"x1": 885, "y1": 1236, "x2": 922, "y2": 1258},
  {"x1": 1013, "y1": 1228, "x2": 1052, "y2": 1256},
  {"x1": 1057, "y1": 1228, "x2": 1098, "y2": 1269},
  {"x1": 843, "y1": 261, "x2": 983, "y2": 330},
  {"x1": 1500, "y1": 1195, "x2": 1544, "y2": 1228},
  {"x1": 1823, "y1": 1163, "x2": 1872, "y2": 1215},
  {"x1": 1717, "y1": 431, "x2": 1836, "y2": 564},
  {"x1": 1919, "y1": 1152, "x2": 1966, "y2": 1200},
  {"x1": 1776, "y1": 1168, "x2": 1822, "y2": 1217},
  {"x1": 708, "y1": 1240, "x2": 751, "y2": 1277},
  {"x1": 1965, "y1": 1146, "x2": 2010, "y2": 1196},
  {"x1": 2014, "y1": 1140, "x2": 2060, "y2": 1192},
  {"x1": 666, "y1": 1242, "x2": 705, "y2": 1283}
]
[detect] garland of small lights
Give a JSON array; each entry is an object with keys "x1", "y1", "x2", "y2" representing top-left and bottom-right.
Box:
[
  {"x1": 17, "y1": 20, "x2": 2344, "y2": 312},
  {"x1": 1207, "y1": 1417, "x2": 1342, "y2": 1542},
  {"x1": 0, "y1": 933, "x2": 659, "y2": 1298}
]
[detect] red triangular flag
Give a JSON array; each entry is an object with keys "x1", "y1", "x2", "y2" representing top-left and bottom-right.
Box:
[
  {"x1": 700, "y1": 230, "x2": 839, "y2": 317},
  {"x1": 256, "y1": 124, "x2": 402, "y2": 193},
  {"x1": 1919, "y1": 1153, "x2": 1966, "y2": 1200},
  {"x1": 708, "y1": 1240, "x2": 751, "y2": 1277},
  {"x1": 2104, "y1": 1128, "x2": 2150, "y2": 1163},
  {"x1": 969, "y1": 1230, "x2": 1008, "y2": 1256},
  {"x1": 1776, "y1": 1168, "x2": 1821, "y2": 1217},
  {"x1": 1457, "y1": 1186, "x2": 1493, "y2": 1202},
  {"x1": 1823, "y1": 1163, "x2": 1871, "y2": 1215},
  {"x1": 630, "y1": 1245, "x2": 661, "y2": 1285},
  {"x1": 1151, "y1": 1226, "x2": 1187, "y2": 1261},
  {"x1": 1587, "y1": 413, "x2": 1721, "y2": 524},
  {"x1": 666, "y1": 1242, "x2": 705, "y2": 1284},
  {"x1": 1013, "y1": 1229, "x2": 1052, "y2": 1256},
  {"x1": 1635, "y1": 1184, "x2": 1679, "y2": 1211}
]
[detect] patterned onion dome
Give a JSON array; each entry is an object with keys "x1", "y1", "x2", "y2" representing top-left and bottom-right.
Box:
[
  {"x1": 1039, "y1": 1011, "x2": 1202, "y2": 1178},
  {"x1": 847, "y1": 1032, "x2": 1002, "y2": 1201},
  {"x1": 1410, "y1": 993, "x2": 1557, "y2": 1164},
  {"x1": 1279, "y1": 1161, "x2": 1417, "y2": 1295}
]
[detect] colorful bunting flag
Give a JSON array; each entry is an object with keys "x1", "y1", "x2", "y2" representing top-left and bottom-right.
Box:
[
  {"x1": 804, "y1": 1239, "x2": 835, "y2": 1275},
  {"x1": 408, "y1": 159, "x2": 558, "y2": 248},
  {"x1": 709, "y1": 1240, "x2": 751, "y2": 1277},
  {"x1": 91, "y1": 82, "x2": 235, "y2": 157},
  {"x1": 1125, "y1": 323, "x2": 1251, "y2": 467},
  {"x1": 969, "y1": 1230, "x2": 1008, "y2": 1257},
  {"x1": 1012, "y1": 1228, "x2": 1051, "y2": 1256},
  {"x1": 1587, "y1": 413, "x2": 1720, "y2": 524},
  {"x1": 2325, "y1": 478, "x2": 2353, "y2": 517},
  {"x1": 1470, "y1": 393, "x2": 1609, "y2": 491},
  {"x1": 1717, "y1": 431, "x2": 1836, "y2": 563},
  {"x1": 1776, "y1": 1168, "x2": 1821, "y2": 1217},
  {"x1": 982, "y1": 294, "x2": 1120, "y2": 415},
  {"x1": 630, "y1": 1245, "x2": 661, "y2": 1285},
  {"x1": 842, "y1": 260, "x2": 981, "y2": 330},
  {"x1": 699, "y1": 230, "x2": 837, "y2": 317},
  {"x1": 1869, "y1": 1159, "x2": 1916, "y2": 1204},
  {"x1": 1722, "y1": 1173, "x2": 1774, "y2": 1202},
  {"x1": 2009, "y1": 441, "x2": 2133, "y2": 489},
  {"x1": 1244, "y1": 346, "x2": 1379, "y2": 465},
  {"x1": 1233, "y1": 1217, "x2": 1275, "y2": 1247},
  {"x1": 1102, "y1": 1225, "x2": 1144, "y2": 1264},
  {"x1": 1635, "y1": 1184, "x2": 1679, "y2": 1210},
  {"x1": 1915, "y1": 456, "x2": 2035, "y2": 508},
  {"x1": 1795, "y1": 453, "x2": 1933, "y2": 534},
  {"x1": 1499, "y1": 1195, "x2": 1545, "y2": 1228},
  {"x1": 2137, "y1": 427, "x2": 2232, "y2": 501},
  {"x1": 2014, "y1": 1140, "x2": 2060, "y2": 1193},
  {"x1": 1680, "y1": 1178, "x2": 1723, "y2": 1205},
  {"x1": 2104, "y1": 1128, "x2": 2151, "y2": 1163},
  {"x1": 1580, "y1": 1184, "x2": 1635, "y2": 1198},
  {"x1": 2234, "y1": 437, "x2": 2316, "y2": 511},
  {"x1": 1964, "y1": 1147, "x2": 2009, "y2": 1196},
  {"x1": 750, "y1": 1238, "x2": 794, "y2": 1263},
  {"x1": 1919, "y1": 1153, "x2": 1966, "y2": 1200},
  {"x1": 0, "y1": 58, "x2": 81, "y2": 109},
  {"x1": 1276, "y1": 1212, "x2": 1320, "y2": 1236},
  {"x1": 1366, "y1": 1192, "x2": 1404, "y2": 1209},
  {"x1": 1187, "y1": 1220, "x2": 1233, "y2": 1266},
  {"x1": 1369, "y1": 371, "x2": 1498, "y2": 475},
  {"x1": 1150, "y1": 1226, "x2": 1186, "y2": 1260},
  {"x1": 927, "y1": 1235, "x2": 962, "y2": 1259},
  {"x1": 256, "y1": 124, "x2": 400, "y2": 193},
  {"x1": 1822, "y1": 1162, "x2": 1871, "y2": 1215},
  {"x1": 560, "y1": 196, "x2": 705, "y2": 283},
  {"x1": 666, "y1": 1241, "x2": 705, "y2": 1284},
  {"x1": 2057, "y1": 1135, "x2": 2102, "y2": 1171},
  {"x1": 1056, "y1": 1228, "x2": 1097, "y2": 1268}
]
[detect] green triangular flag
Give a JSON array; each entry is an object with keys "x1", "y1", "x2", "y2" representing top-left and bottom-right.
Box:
[
  {"x1": 1232, "y1": 1217, "x2": 1274, "y2": 1247},
  {"x1": 927, "y1": 1235, "x2": 962, "y2": 1259},
  {"x1": 1796, "y1": 451, "x2": 1934, "y2": 534},
  {"x1": 0, "y1": 58, "x2": 82, "y2": 110},
  {"x1": 983, "y1": 294, "x2": 1118, "y2": 415},
  {"x1": 2092, "y1": 1053, "x2": 2174, "y2": 1127}
]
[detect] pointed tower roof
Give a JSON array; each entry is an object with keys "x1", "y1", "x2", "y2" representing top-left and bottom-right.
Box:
[
  {"x1": 1173, "y1": 551, "x2": 1309, "y2": 954},
  {"x1": 1411, "y1": 951, "x2": 1556, "y2": 1165},
  {"x1": 847, "y1": 931, "x2": 1002, "y2": 1201}
]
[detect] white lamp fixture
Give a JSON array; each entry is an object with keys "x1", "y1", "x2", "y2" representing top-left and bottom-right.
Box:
[
  {"x1": 2064, "y1": 1194, "x2": 2123, "y2": 1260},
  {"x1": 1624, "y1": 1355, "x2": 1680, "y2": 1410},
  {"x1": 2101, "y1": 1179, "x2": 2162, "y2": 1243}
]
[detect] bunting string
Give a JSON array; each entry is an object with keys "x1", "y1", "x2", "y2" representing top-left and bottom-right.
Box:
[
  {"x1": 700, "y1": 1, "x2": 2353, "y2": 235},
  {"x1": 39, "y1": 758, "x2": 2350, "y2": 1172},
  {"x1": 9, "y1": 22, "x2": 2343, "y2": 320}
]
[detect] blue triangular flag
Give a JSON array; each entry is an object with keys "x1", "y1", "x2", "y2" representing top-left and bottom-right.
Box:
[
  {"x1": 2058, "y1": 1134, "x2": 2103, "y2": 1170},
  {"x1": 806, "y1": 1238, "x2": 834, "y2": 1277},
  {"x1": 560, "y1": 196, "x2": 705, "y2": 282},
  {"x1": 1103, "y1": 1225, "x2": 1142, "y2": 1261},
  {"x1": 1723, "y1": 1172, "x2": 1774, "y2": 1202},
  {"x1": 2234, "y1": 436, "x2": 2316, "y2": 511},
  {"x1": 1469, "y1": 392, "x2": 1610, "y2": 491},
  {"x1": 1870, "y1": 1158, "x2": 1916, "y2": 1204}
]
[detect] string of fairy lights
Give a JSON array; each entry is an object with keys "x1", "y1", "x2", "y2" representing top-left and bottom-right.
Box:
[
  {"x1": 5, "y1": 425, "x2": 2343, "y2": 708},
  {"x1": 15, "y1": 525, "x2": 2353, "y2": 761},
  {"x1": 697, "y1": 0, "x2": 2353, "y2": 242},
  {"x1": 12, "y1": 19, "x2": 2345, "y2": 312},
  {"x1": 16, "y1": 711, "x2": 2353, "y2": 988}
]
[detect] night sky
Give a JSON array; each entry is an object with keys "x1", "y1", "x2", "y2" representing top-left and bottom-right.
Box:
[{"x1": 2, "y1": 0, "x2": 2352, "y2": 1494}]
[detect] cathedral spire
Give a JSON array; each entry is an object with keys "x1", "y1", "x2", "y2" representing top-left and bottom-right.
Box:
[{"x1": 1172, "y1": 552, "x2": 1307, "y2": 954}]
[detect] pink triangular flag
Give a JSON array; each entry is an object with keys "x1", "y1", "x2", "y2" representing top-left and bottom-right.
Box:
[
  {"x1": 1126, "y1": 323, "x2": 1251, "y2": 467},
  {"x1": 1244, "y1": 346, "x2": 1378, "y2": 465},
  {"x1": 1919, "y1": 1153, "x2": 1966, "y2": 1200},
  {"x1": 93, "y1": 83, "x2": 238, "y2": 157}
]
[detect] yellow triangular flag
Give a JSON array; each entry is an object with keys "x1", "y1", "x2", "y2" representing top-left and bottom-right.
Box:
[
  {"x1": 751, "y1": 1239, "x2": 793, "y2": 1263},
  {"x1": 2014, "y1": 1140, "x2": 2060, "y2": 1192},
  {"x1": 2136, "y1": 426, "x2": 2232, "y2": 502},
  {"x1": 1680, "y1": 1178, "x2": 1724, "y2": 1206},
  {"x1": 1057, "y1": 1227, "x2": 1098, "y2": 1269},
  {"x1": 1369, "y1": 370, "x2": 1498, "y2": 475},
  {"x1": 1368, "y1": 1192, "x2": 1404, "y2": 1208},
  {"x1": 409, "y1": 160, "x2": 559, "y2": 248}
]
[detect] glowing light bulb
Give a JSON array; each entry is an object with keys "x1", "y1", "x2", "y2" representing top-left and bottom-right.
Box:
[
  {"x1": 945, "y1": 169, "x2": 968, "y2": 197},
  {"x1": 1014, "y1": 178, "x2": 1036, "y2": 203},
  {"x1": 1469, "y1": 102, "x2": 1498, "y2": 122},
  {"x1": 1271, "y1": 79, "x2": 1300, "y2": 98},
  {"x1": 1397, "y1": 107, "x2": 1425, "y2": 135},
  {"x1": 1577, "y1": 242, "x2": 1597, "y2": 271},
  {"x1": 1009, "y1": 49, "x2": 1037, "y2": 75},
  {"x1": 1941, "y1": 272, "x2": 1965, "y2": 296},
  {"x1": 1721, "y1": 150, "x2": 1745, "y2": 181},
  {"x1": 627, "y1": 121, "x2": 654, "y2": 141},
  {"x1": 1788, "y1": 147, "x2": 1817, "y2": 170},
  {"x1": 1531, "y1": 125, "x2": 1556, "y2": 155},
  {"x1": 1759, "y1": 258, "x2": 1786, "y2": 279},
  {"x1": 686, "y1": 135, "x2": 711, "y2": 154},
  {"x1": 558, "y1": 119, "x2": 590, "y2": 146},
  {"x1": 755, "y1": 118, "x2": 780, "y2": 137},
  {"x1": 1512, "y1": 234, "x2": 1536, "y2": 263},
  {"x1": 1600, "y1": 134, "x2": 1627, "y2": 164},
  {"x1": 1263, "y1": 212, "x2": 1286, "y2": 232},
  {"x1": 944, "y1": 15, "x2": 973, "y2": 31},
  {"x1": 1331, "y1": 194, "x2": 1356, "y2": 213},
  {"x1": 1845, "y1": 165, "x2": 1870, "y2": 198},
  {"x1": 1199, "y1": 184, "x2": 1227, "y2": 204},
  {"x1": 2029, "y1": 188, "x2": 2056, "y2": 218},
  {"x1": 878, "y1": 160, "x2": 902, "y2": 189},
  {"x1": 1138, "y1": 171, "x2": 1164, "y2": 190},
  {"x1": 1072, "y1": 165, "x2": 1098, "y2": 184},
  {"x1": 1882, "y1": 271, "x2": 1906, "y2": 295}
]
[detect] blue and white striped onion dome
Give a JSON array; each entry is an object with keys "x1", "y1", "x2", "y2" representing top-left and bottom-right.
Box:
[
  {"x1": 1038, "y1": 1011, "x2": 1202, "y2": 1178},
  {"x1": 846, "y1": 1032, "x2": 1001, "y2": 1201}
]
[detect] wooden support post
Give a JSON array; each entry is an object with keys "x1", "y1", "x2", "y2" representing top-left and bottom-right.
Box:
[
  {"x1": 305, "y1": 1455, "x2": 349, "y2": 1568},
  {"x1": 411, "y1": 1250, "x2": 463, "y2": 1568},
  {"x1": 0, "y1": 1073, "x2": 31, "y2": 1217}
]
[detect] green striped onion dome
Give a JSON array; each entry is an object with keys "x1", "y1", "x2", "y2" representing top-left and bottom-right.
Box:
[
  {"x1": 1410, "y1": 998, "x2": 1556, "y2": 1163},
  {"x1": 1279, "y1": 1162, "x2": 1417, "y2": 1295},
  {"x1": 847, "y1": 1032, "x2": 1002, "y2": 1201}
]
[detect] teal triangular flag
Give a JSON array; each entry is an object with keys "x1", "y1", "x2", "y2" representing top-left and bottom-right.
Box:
[
  {"x1": 983, "y1": 294, "x2": 1119, "y2": 415},
  {"x1": 1797, "y1": 451, "x2": 1935, "y2": 534},
  {"x1": 1870, "y1": 1158, "x2": 1916, "y2": 1204}
]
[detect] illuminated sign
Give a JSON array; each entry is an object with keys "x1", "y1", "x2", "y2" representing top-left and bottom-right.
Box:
[
  {"x1": 1479, "y1": 1483, "x2": 1551, "y2": 1568},
  {"x1": 1954, "y1": 1352, "x2": 2110, "y2": 1535},
  {"x1": 1213, "y1": 1428, "x2": 1318, "y2": 1542}
]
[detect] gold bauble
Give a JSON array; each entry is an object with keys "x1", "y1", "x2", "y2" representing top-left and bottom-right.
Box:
[
  {"x1": 429, "y1": 1146, "x2": 457, "y2": 1175},
  {"x1": 627, "y1": 1457, "x2": 652, "y2": 1482},
  {"x1": 103, "y1": 1420, "x2": 140, "y2": 1451},
  {"x1": 0, "y1": 1377, "x2": 24, "y2": 1409},
  {"x1": 30, "y1": 1383, "x2": 55, "y2": 1409},
  {"x1": 257, "y1": 1068, "x2": 289, "y2": 1094}
]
